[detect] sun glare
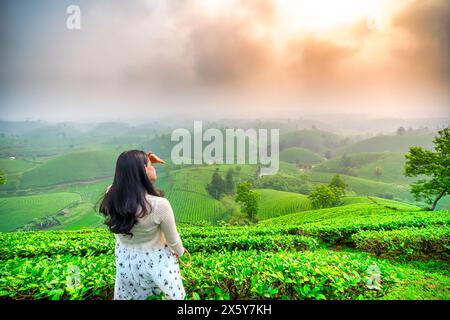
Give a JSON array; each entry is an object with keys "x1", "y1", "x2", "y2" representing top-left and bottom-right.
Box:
[
  {"x1": 197, "y1": 0, "x2": 386, "y2": 33},
  {"x1": 278, "y1": 0, "x2": 382, "y2": 32}
]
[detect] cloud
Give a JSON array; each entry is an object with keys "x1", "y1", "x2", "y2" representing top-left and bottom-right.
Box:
[
  {"x1": 284, "y1": 37, "x2": 358, "y2": 86},
  {"x1": 188, "y1": 18, "x2": 272, "y2": 85},
  {"x1": 392, "y1": 0, "x2": 450, "y2": 89},
  {"x1": 120, "y1": 0, "x2": 277, "y2": 87},
  {"x1": 1, "y1": 0, "x2": 449, "y2": 121}
]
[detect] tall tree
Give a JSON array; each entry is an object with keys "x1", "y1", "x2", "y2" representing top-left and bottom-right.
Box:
[
  {"x1": 374, "y1": 166, "x2": 383, "y2": 177},
  {"x1": 254, "y1": 165, "x2": 261, "y2": 178},
  {"x1": 206, "y1": 168, "x2": 226, "y2": 199},
  {"x1": 235, "y1": 182, "x2": 259, "y2": 222},
  {"x1": 308, "y1": 184, "x2": 343, "y2": 209},
  {"x1": 397, "y1": 126, "x2": 406, "y2": 135},
  {"x1": 224, "y1": 168, "x2": 235, "y2": 195},
  {"x1": 404, "y1": 128, "x2": 449, "y2": 211},
  {"x1": 329, "y1": 174, "x2": 347, "y2": 197},
  {"x1": 340, "y1": 154, "x2": 352, "y2": 168}
]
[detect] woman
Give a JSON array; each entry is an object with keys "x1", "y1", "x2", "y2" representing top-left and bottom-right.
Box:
[{"x1": 99, "y1": 150, "x2": 186, "y2": 300}]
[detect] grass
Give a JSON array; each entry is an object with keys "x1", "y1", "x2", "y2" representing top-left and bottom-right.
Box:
[
  {"x1": 380, "y1": 264, "x2": 450, "y2": 300},
  {"x1": 0, "y1": 193, "x2": 81, "y2": 232}
]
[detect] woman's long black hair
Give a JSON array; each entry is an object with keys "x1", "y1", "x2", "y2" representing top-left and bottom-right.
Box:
[{"x1": 99, "y1": 150, "x2": 163, "y2": 236}]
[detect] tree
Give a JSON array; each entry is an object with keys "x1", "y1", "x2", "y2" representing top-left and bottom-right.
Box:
[
  {"x1": 404, "y1": 128, "x2": 449, "y2": 211},
  {"x1": 224, "y1": 168, "x2": 235, "y2": 195},
  {"x1": 234, "y1": 165, "x2": 242, "y2": 184},
  {"x1": 329, "y1": 174, "x2": 347, "y2": 196},
  {"x1": 254, "y1": 165, "x2": 261, "y2": 179},
  {"x1": 340, "y1": 154, "x2": 352, "y2": 168},
  {"x1": 397, "y1": 126, "x2": 406, "y2": 135},
  {"x1": 219, "y1": 195, "x2": 249, "y2": 226},
  {"x1": 374, "y1": 166, "x2": 383, "y2": 177},
  {"x1": 307, "y1": 184, "x2": 343, "y2": 209},
  {"x1": 0, "y1": 173, "x2": 6, "y2": 185},
  {"x1": 235, "y1": 182, "x2": 259, "y2": 223},
  {"x1": 206, "y1": 168, "x2": 226, "y2": 199}
]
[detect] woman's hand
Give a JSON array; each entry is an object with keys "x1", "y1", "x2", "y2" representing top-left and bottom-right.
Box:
[{"x1": 173, "y1": 247, "x2": 186, "y2": 260}]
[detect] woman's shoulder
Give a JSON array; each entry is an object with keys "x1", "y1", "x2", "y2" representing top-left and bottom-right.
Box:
[
  {"x1": 145, "y1": 194, "x2": 171, "y2": 208},
  {"x1": 144, "y1": 195, "x2": 173, "y2": 222}
]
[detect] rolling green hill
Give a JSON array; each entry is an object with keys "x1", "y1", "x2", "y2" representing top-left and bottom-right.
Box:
[
  {"x1": 51, "y1": 202, "x2": 104, "y2": 231},
  {"x1": 156, "y1": 164, "x2": 255, "y2": 224},
  {"x1": 279, "y1": 129, "x2": 345, "y2": 154},
  {"x1": 21, "y1": 123, "x2": 83, "y2": 147},
  {"x1": 0, "y1": 158, "x2": 35, "y2": 174},
  {"x1": 1, "y1": 142, "x2": 442, "y2": 231},
  {"x1": 255, "y1": 189, "x2": 312, "y2": 219},
  {"x1": 0, "y1": 158, "x2": 38, "y2": 192},
  {"x1": 255, "y1": 192, "x2": 420, "y2": 222},
  {"x1": 18, "y1": 149, "x2": 120, "y2": 189},
  {"x1": 304, "y1": 171, "x2": 415, "y2": 202},
  {"x1": 312, "y1": 152, "x2": 419, "y2": 184},
  {"x1": 258, "y1": 202, "x2": 442, "y2": 227},
  {"x1": 280, "y1": 147, "x2": 326, "y2": 165},
  {"x1": 339, "y1": 196, "x2": 420, "y2": 210},
  {"x1": 0, "y1": 192, "x2": 81, "y2": 232},
  {"x1": 336, "y1": 133, "x2": 435, "y2": 155}
]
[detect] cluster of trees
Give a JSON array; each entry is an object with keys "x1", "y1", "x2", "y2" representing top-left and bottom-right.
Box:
[
  {"x1": 206, "y1": 168, "x2": 236, "y2": 200},
  {"x1": 337, "y1": 154, "x2": 356, "y2": 176},
  {"x1": 396, "y1": 126, "x2": 430, "y2": 136},
  {"x1": 307, "y1": 174, "x2": 348, "y2": 209},
  {"x1": 18, "y1": 216, "x2": 61, "y2": 231},
  {"x1": 218, "y1": 182, "x2": 259, "y2": 226},
  {"x1": 251, "y1": 173, "x2": 313, "y2": 194},
  {"x1": 207, "y1": 167, "x2": 259, "y2": 225},
  {"x1": 207, "y1": 127, "x2": 448, "y2": 221}
]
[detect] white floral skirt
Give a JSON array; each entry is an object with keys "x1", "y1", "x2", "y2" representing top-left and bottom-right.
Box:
[{"x1": 113, "y1": 241, "x2": 186, "y2": 300}]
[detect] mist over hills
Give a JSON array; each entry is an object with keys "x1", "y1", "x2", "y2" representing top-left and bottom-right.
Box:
[{"x1": 1, "y1": 114, "x2": 448, "y2": 137}]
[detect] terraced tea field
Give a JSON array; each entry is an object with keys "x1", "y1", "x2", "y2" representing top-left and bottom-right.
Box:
[{"x1": 1, "y1": 203, "x2": 448, "y2": 300}]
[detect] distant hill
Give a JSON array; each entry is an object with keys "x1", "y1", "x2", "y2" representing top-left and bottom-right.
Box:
[
  {"x1": 280, "y1": 147, "x2": 326, "y2": 165},
  {"x1": 312, "y1": 151, "x2": 421, "y2": 184},
  {"x1": 18, "y1": 149, "x2": 120, "y2": 189},
  {"x1": 21, "y1": 123, "x2": 83, "y2": 146},
  {"x1": 336, "y1": 133, "x2": 435, "y2": 155},
  {"x1": 279, "y1": 129, "x2": 347, "y2": 155},
  {"x1": 0, "y1": 120, "x2": 48, "y2": 135},
  {"x1": 304, "y1": 171, "x2": 415, "y2": 203}
]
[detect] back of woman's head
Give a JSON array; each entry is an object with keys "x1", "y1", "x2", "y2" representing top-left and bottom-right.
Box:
[{"x1": 99, "y1": 150, "x2": 162, "y2": 236}]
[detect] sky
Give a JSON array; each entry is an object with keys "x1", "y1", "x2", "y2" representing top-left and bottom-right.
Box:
[{"x1": 0, "y1": 0, "x2": 449, "y2": 122}]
